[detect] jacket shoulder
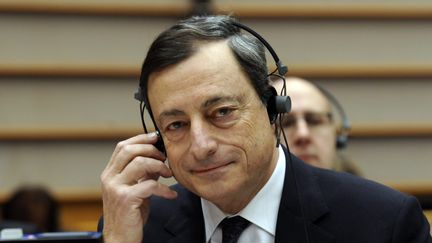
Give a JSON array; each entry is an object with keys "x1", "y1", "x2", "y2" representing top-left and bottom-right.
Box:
[{"x1": 300, "y1": 160, "x2": 430, "y2": 241}]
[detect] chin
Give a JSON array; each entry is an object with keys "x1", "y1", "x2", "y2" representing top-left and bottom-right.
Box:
[{"x1": 194, "y1": 178, "x2": 243, "y2": 202}]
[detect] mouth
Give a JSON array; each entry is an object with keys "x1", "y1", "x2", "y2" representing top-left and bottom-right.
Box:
[{"x1": 192, "y1": 161, "x2": 234, "y2": 176}]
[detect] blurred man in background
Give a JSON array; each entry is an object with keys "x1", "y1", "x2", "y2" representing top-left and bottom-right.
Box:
[{"x1": 272, "y1": 76, "x2": 361, "y2": 175}]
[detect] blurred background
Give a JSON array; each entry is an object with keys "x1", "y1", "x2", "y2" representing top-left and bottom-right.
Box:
[{"x1": 1, "y1": 0, "x2": 431, "y2": 231}]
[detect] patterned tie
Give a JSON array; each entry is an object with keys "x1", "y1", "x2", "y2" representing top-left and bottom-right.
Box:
[{"x1": 220, "y1": 216, "x2": 251, "y2": 243}]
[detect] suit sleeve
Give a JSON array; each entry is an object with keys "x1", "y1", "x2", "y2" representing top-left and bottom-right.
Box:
[{"x1": 392, "y1": 195, "x2": 432, "y2": 243}]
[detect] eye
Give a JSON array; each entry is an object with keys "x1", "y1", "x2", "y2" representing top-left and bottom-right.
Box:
[
  {"x1": 167, "y1": 121, "x2": 188, "y2": 131},
  {"x1": 208, "y1": 106, "x2": 238, "y2": 127},
  {"x1": 214, "y1": 107, "x2": 232, "y2": 118},
  {"x1": 304, "y1": 112, "x2": 331, "y2": 126}
]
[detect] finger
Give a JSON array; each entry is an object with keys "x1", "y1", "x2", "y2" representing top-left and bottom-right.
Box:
[
  {"x1": 112, "y1": 143, "x2": 166, "y2": 174},
  {"x1": 108, "y1": 133, "x2": 160, "y2": 167},
  {"x1": 131, "y1": 179, "x2": 178, "y2": 200},
  {"x1": 104, "y1": 135, "x2": 165, "y2": 177},
  {"x1": 102, "y1": 144, "x2": 162, "y2": 181},
  {"x1": 118, "y1": 157, "x2": 172, "y2": 185}
]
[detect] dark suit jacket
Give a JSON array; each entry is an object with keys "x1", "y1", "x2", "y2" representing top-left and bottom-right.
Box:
[{"x1": 101, "y1": 147, "x2": 432, "y2": 243}]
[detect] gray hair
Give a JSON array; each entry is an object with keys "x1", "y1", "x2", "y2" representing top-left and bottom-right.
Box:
[{"x1": 139, "y1": 15, "x2": 273, "y2": 109}]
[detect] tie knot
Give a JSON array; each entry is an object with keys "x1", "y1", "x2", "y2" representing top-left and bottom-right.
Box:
[{"x1": 220, "y1": 216, "x2": 251, "y2": 243}]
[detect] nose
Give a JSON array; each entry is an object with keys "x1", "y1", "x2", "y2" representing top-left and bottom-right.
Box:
[
  {"x1": 296, "y1": 118, "x2": 311, "y2": 137},
  {"x1": 292, "y1": 119, "x2": 311, "y2": 147},
  {"x1": 189, "y1": 119, "x2": 217, "y2": 161}
]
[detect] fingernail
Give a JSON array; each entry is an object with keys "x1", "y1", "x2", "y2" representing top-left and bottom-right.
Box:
[{"x1": 149, "y1": 132, "x2": 158, "y2": 138}]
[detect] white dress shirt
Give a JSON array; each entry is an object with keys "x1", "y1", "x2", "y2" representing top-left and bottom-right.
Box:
[{"x1": 201, "y1": 146, "x2": 286, "y2": 243}]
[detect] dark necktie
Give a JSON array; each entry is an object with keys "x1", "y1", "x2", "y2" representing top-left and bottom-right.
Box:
[{"x1": 220, "y1": 216, "x2": 251, "y2": 243}]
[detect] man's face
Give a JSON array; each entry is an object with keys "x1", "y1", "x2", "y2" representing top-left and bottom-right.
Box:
[
  {"x1": 275, "y1": 78, "x2": 338, "y2": 169},
  {"x1": 147, "y1": 41, "x2": 278, "y2": 213}
]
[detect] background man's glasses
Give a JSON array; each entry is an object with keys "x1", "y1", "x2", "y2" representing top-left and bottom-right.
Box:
[{"x1": 282, "y1": 112, "x2": 333, "y2": 129}]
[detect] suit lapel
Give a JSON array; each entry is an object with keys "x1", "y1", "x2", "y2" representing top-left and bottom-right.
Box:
[
  {"x1": 164, "y1": 189, "x2": 206, "y2": 243},
  {"x1": 275, "y1": 147, "x2": 335, "y2": 243},
  {"x1": 165, "y1": 216, "x2": 205, "y2": 243}
]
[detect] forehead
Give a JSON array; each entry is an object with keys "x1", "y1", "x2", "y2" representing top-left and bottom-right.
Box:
[
  {"x1": 147, "y1": 41, "x2": 256, "y2": 114},
  {"x1": 285, "y1": 79, "x2": 331, "y2": 113}
]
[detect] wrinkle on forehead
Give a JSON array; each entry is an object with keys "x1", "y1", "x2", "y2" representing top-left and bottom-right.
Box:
[{"x1": 147, "y1": 40, "x2": 252, "y2": 123}]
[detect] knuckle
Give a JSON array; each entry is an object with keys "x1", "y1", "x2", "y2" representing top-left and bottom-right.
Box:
[
  {"x1": 133, "y1": 156, "x2": 157, "y2": 169},
  {"x1": 104, "y1": 183, "x2": 129, "y2": 199},
  {"x1": 116, "y1": 140, "x2": 127, "y2": 151},
  {"x1": 100, "y1": 169, "x2": 113, "y2": 183},
  {"x1": 122, "y1": 144, "x2": 134, "y2": 154},
  {"x1": 133, "y1": 156, "x2": 147, "y2": 164},
  {"x1": 101, "y1": 176, "x2": 116, "y2": 191},
  {"x1": 115, "y1": 186, "x2": 129, "y2": 199},
  {"x1": 115, "y1": 144, "x2": 136, "y2": 161},
  {"x1": 128, "y1": 156, "x2": 145, "y2": 171},
  {"x1": 100, "y1": 172, "x2": 107, "y2": 182},
  {"x1": 146, "y1": 180, "x2": 159, "y2": 190}
]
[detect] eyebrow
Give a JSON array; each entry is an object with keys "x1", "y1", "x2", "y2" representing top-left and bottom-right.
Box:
[
  {"x1": 159, "y1": 109, "x2": 185, "y2": 119},
  {"x1": 202, "y1": 95, "x2": 238, "y2": 109},
  {"x1": 158, "y1": 95, "x2": 240, "y2": 120}
]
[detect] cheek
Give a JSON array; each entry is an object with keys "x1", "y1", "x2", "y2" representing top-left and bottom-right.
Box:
[
  {"x1": 228, "y1": 116, "x2": 271, "y2": 155},
  {"x1": 316, "y1": 132, "x2": 337, "y2": 157},
  {"x1": 167, "y1": 157, "x2": 191, "y2": 188},
  {"x1": 238, "y1": 115, "x2": 275, "y2": 158},
  {"x1": 166, "y1": 145, "x2": 188, "y2": 175},
  {"x1": 239, "y1": 119, "x2": 259, "y2": 144},
  {"x1": 165, "y1": 141, "x2": 204, "y2": 188}
]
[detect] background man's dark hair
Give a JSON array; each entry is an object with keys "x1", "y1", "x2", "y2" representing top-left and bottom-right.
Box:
[{"x1": 2, "y1": 186, "x2": 59, "y2": 233}]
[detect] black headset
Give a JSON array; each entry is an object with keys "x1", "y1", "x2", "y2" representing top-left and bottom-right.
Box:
[
  {"x1": 230, "y1": 22, "x2": 292, "y2": 125},
  {"x1": 312, "y1": 82, "x2": 350, "y2": 149}
]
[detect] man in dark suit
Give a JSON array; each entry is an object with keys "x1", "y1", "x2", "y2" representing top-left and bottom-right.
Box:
[{"x1": 100, "y1": 15, "x2": 431, "y2": 242}]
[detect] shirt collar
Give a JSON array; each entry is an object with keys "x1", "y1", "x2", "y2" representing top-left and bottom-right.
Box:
[{"x1": 201, "y1": 146, "x2": 286, "y2": 242}]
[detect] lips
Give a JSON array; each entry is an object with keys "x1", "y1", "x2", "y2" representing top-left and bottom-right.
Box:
[{"x1": 192, "y1": 161, "x2": 234, "y2": 175}]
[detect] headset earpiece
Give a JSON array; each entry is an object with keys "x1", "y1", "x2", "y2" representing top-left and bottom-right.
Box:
[
  {"x1": 336, "y1": 134, "x2": 348, "y2": 149},
  {"x1": 336, "y1": 124, "x2": 349, "y2": 149},
  {"x1": 266, "y1": 86, "x2": 291, "y2": 124},
  {"x1": 134, "y1": 88, "x2": 144, "y2": 102}
]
